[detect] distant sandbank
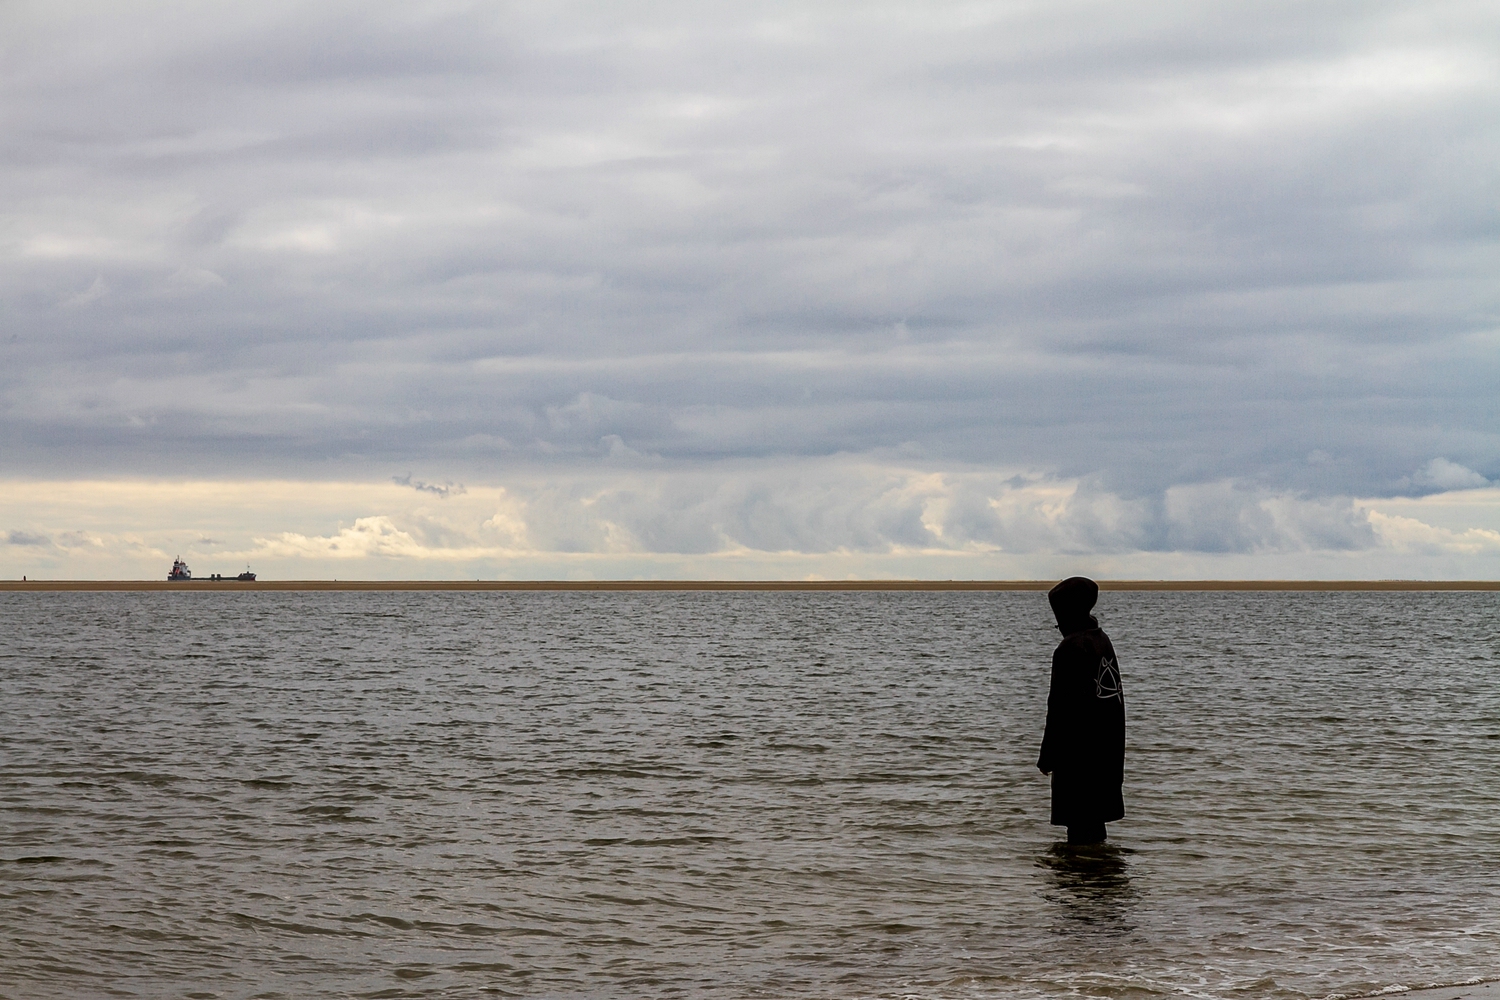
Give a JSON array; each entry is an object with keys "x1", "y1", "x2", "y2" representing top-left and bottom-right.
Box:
[{"x1": 3, "y1": 579, "x2": 1499, "y2": 592}]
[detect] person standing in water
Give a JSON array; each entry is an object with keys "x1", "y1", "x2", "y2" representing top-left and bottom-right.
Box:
[{"x1": 1037, "y1": 576, "x2": 1125, "y2": 845}]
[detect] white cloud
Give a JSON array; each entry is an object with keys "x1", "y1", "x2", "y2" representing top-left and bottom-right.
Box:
[
  {"x1": 258, "y1": 515, "x2": 503, "y2": 560},
  {"x1": 1367, "y1": 510, "x2": 1500, "y2": 555},
  {"x1": 1413, "y1": 458, "x2": 1490, "y2": 491},
  {"x1": 59, "y1": 275, "x2": 109, "y2": 308},
  {"x1": 161, "y1": 266, "x2": 227, "y2": 296}
]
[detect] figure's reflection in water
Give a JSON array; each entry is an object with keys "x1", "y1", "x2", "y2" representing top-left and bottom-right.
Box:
[{"x1": 1036, "y1": 842, "x2": 1135, "y2": 932}]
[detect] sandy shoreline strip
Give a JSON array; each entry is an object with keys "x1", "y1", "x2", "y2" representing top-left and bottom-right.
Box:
[{"x1": 2, "y1": 579, "x2": 1499, "y2": 592}]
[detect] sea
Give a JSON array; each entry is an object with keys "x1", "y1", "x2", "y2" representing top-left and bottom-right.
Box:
[{"x1": 2, "y1": 590, "x2": 1498, "y2": 1000}]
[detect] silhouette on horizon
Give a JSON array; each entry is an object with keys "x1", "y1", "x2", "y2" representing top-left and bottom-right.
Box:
[{"x1": 1037, "y1": 576, "x2": 1126, "y2": 845}]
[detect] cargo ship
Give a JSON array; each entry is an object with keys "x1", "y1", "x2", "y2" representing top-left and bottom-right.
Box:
[{"x1": 167, "y1": 558, "x2": 256, "y2": 582}]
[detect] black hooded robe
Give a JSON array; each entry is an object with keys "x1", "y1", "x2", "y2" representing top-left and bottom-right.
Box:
[{"x1": 1037, "y1": 619, "x2": 1125, "y2": 827}]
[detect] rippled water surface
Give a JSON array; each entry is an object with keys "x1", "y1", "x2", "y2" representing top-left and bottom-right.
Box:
[{"x1": 3, "y1": 590, "x2": 1499, "y2": 1000}]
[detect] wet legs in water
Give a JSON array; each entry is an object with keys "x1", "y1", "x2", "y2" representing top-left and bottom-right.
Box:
[{"x1": 1067, "y1": 822, "x2": 1107, "y2": 845}]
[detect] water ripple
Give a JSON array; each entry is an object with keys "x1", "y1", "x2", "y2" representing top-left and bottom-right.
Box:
[{"x1": 1, "y1": 590, "x2": 1497, "y2": 998}]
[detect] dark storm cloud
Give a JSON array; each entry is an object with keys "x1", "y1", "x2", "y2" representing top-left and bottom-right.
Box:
[{"x1": 2, "y1": 0, "x2": 1498, "y2": 557}]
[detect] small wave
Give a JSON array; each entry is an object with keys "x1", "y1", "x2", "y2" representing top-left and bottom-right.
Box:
[
  {"x1": 1325, "y1": 977, "x2": 1492, "y2": 1000},
  {"x1": 228, "y1": 913, "x2": 357, "y2": 937},
  {"x1": 343, "y1": 913, "x2": 414, "y2": 930}
]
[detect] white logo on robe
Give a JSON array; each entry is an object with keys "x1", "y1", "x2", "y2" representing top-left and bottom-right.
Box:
[{"x1": 1095, "y1": 656, "x2": 1123, "y2": 702}]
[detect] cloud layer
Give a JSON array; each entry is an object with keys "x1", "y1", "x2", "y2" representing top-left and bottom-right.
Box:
[
  {"x1": 4, "y1": 473, "x2": 1498, "y2": 581},
  {"x1": 2, "y1": 2, "x2": 1498, "y2": 575}
]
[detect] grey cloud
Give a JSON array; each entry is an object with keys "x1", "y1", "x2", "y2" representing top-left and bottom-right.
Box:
[
  {"x1": 2, "y1": 0, "x2": 1497, "y2": 526},
  {"x1": 5, "y1": 530, "x2": 51, "y2": 547},
  {"x1": 1160, "y1": 482, "x2": 1376, "y2": 553},
  {"x1": 392, "y1": 473, "x2": 466, "y2": 498}
]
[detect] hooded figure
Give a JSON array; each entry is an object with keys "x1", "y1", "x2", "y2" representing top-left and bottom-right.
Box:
[{"x1": 1037, "y1": 577, "x2": 1125, "y2": 844}]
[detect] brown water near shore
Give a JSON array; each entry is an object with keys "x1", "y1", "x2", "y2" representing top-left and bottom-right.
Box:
[
  {"x1": 5, "y1": 588, "x2": 1499, "y2": 999},
  {"x1": 2, "y1": 578, "x2": 1498, "y2": 591}
]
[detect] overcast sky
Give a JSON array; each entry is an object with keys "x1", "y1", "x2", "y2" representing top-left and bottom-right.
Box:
[{"x1": 3, "y1": 0, "x2": 1498, "y2": 579}]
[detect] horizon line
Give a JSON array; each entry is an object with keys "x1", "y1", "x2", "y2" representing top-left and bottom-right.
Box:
[{"x1": 4, "y1": 579, "x2": 1500, "y2": 592}]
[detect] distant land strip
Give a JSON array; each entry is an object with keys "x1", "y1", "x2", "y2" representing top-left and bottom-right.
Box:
[{"x1": 3, "y1": 580, "x2": 1500, "y2": 592}]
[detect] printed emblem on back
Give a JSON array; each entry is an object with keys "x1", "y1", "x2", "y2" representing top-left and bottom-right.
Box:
[{"x1": 1095, "y1": 656, "x2": 1123, "y2": 702}]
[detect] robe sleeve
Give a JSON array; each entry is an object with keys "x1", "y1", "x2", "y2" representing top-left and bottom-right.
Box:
[{"x1": 1037, "y1": 645, "x2": 1069, "y2": 773}]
